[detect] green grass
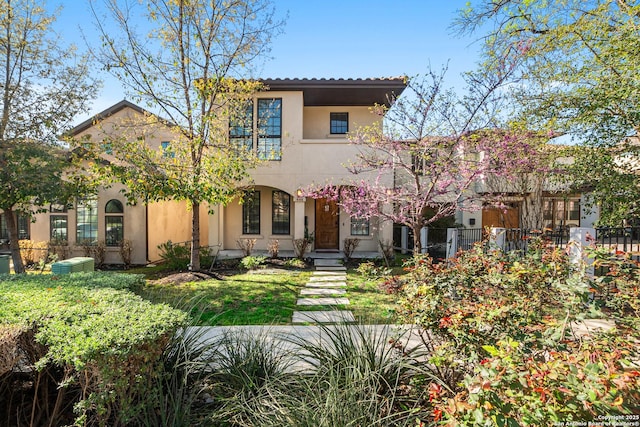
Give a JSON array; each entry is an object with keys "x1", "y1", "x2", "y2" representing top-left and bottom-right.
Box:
[
  {"x1": 138, "y1": 270, "x2": 311, "y2": 325},
  {"x1": 346, "y1": 271, "x2": 400, "y2": 323}
]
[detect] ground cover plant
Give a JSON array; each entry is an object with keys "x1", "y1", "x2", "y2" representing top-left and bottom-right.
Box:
[{"x1": 392, "y1": 238, "x2": 640, "y2": 425}]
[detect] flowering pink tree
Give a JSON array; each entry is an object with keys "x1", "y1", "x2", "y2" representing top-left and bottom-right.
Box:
[{"x1": 306, "y1": 68, "x2": 537, "y2": 254}]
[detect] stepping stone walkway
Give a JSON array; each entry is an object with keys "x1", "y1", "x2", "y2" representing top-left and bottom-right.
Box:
[{"x1": 292, "y1": 258, "x2": 355, "y2": 324}]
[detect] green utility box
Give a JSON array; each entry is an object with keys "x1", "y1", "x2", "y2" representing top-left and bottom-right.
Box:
[
  {"x1": 0, "y1": 255, "x2": 10, "y2": 274},
  {"x1": 51, "y1": 257, "x2": 95, "y2": 275}
]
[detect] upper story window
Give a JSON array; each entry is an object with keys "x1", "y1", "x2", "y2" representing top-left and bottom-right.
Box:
[
  {"x1": 330, "y1": 112, "x2": 348, "y2": 135},
  {"x1": 230, "y1": 102, "x2": 254, "y2": 152},
  {"x1": 161, "y1": 141, "x2": 174, "y2": 158},
  {"x1": 105, "y1": 199, "x2": 124, "y2": 247},
  {"x1": 230, "y1": 99, "x2": 282, "y2": 161},
  {"x1": 258, "y1": 99, "x2": 282, "y2": 160}
]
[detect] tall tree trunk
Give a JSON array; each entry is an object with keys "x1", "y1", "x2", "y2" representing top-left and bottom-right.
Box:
[
  {"x1": 190, "y1": 201, "x2": 200, "y2": 271},
  {"x1": 520, "y1": 177, "x2": 544, "y2": 230},
  {"x1": 412, "y1": 224, "x2": 423, "y2": 255},
  {"x1": 4, "y1": 207, "x2": 25, "y2": 273}
]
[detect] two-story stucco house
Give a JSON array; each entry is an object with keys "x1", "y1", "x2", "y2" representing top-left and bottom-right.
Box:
[{"x1": 19, "y1": 77, "x2": 406, "y2": 264}]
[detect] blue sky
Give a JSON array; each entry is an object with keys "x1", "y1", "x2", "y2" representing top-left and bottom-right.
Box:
[{"x1": 53, "y1": 0, "x2": 482, "y2": 123}]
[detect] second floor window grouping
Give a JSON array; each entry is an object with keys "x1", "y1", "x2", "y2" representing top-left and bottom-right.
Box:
[{"x1": 230, "y1": 98, "x2": 282, "y2": 160}]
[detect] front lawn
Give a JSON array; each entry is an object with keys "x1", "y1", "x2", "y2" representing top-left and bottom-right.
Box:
[{"x1": 134, "y1": 264, "x2": 402, "y2": 325}]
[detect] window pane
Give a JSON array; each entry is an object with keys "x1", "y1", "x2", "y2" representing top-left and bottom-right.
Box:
[
  {"x1": 105, "y1": 199, "x2": 124, "y2": 213},
  {"x1": 330, "y1": 112, "x2": 348, "y2": 134},
  {"x1": 350, "y1": 217, "x2": 369, "y2": 236},
  {"x1": 257, "y1": 99, "x2": 281, "y2": 160},
  {"x1": 242, "y1": 191, "x2": 260, "y2": 234},
  {"x1": 258, "y1": 137, "x2": 282, "y2": 160},
  {"x1": 272, "y1": 191, "x2": 290, "y2": 235},
  {"x1": 105, "y1": 216, "x2": 124, "y2": 246},
  {"x1": 161, "y1": 141, "x2": 175, "y2": 158},
  {"x1": 0, "y1": 214, "x2": 7, "y2": 240},
  {"x1": 77, "y1": 198, "x2": 98, "y2": 245},
  {"x1": 17, "y1": 214, "x2": 30, "y2": 240},
  {"x1": 230, "y1": 102, "x2": 254, "y2": 152},
  {"x1": 50, "y1": 215, "x2": 68, "y2": 241}
]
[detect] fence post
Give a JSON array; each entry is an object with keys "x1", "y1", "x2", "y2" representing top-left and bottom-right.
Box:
[
  {"x1": 489, "y1": 227, "x2": 506, "y2": 251},
  {"x1": 446, "y1": 228, "x2": 458, "y2": 259},
  {"x1": 420, "y1": 227, "x2": 428, "y2": 254},
  {"x1": 400, "y1": 226, "x2": 409, "y2": 254},
  {"x1": 568, "y1": 227, "x2": 595, "y2": 278}
]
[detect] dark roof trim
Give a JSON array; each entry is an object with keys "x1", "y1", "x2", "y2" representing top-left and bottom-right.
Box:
[
  {"x1": 68, "y1": 100, "x2": 175, "y2": 136},
  {"x1": 259, "y1": 77, "x2": 407, "y2": 107}
]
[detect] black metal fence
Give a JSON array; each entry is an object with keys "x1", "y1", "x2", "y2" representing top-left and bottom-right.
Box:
[{"x1": 396, "y1": 224, "x2": 640, "y2": 260}]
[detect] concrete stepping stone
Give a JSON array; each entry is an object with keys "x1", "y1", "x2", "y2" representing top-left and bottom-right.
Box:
[
  {"x1": 296, "y1": 297, "x2": 350, "y2": 306},
  {"x1": 305, "y1": 281, "x2": 346, "y2": 288},
  {"x1": 292, "y1": 311, "x2": 355, "y2": 324},
  {"x1": 309, "y1": 276, "x2": 346, "y2": 282},
  {"x1": 315, "y1": 266, "x2": 347, "y2": 272},
  {"x1": 300, "y1": 288, "x2": 346, "y2": 296},
  {"x1": 311, "y1": 271, "x2": 345, "y2": 276}
]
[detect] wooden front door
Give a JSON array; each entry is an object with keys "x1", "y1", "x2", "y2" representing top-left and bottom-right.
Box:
[
  {"x1": 482, "y1": 204, "x2": 520, "y2": 229},
  {"x1": 315, "y1": 197, "x2": 339, "y2": 250}
]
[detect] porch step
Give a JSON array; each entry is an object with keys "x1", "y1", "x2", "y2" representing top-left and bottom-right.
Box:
[
  {"x1": 315, "y1": 266, "x2": 347, "y2": 272},
  {"x1": 314, "y1": 258, "x2": 344, "y2": 267}
]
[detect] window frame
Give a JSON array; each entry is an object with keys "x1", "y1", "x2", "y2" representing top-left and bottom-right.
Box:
[
  {"x1": 257, "y1": 98, "x2": 282, "y2": 160},
  {"x1": 330, "y1": 112, "x2": 349, "y2": 135},
  {"x1": 350, "y1": 216, "x2": 370, "y2": 236},
  {"x1": 105, "y1": 199, "x2": 124, "y2": 247},
  {"x1": 76, "y1": 198, "x2": 98, "y2": 245},
  {"x1": 271, "y1": 190, "x2": 291, "y2": 235},
  {"x1": 50, "y1": 215, "x2": 68, "y2": 242},
  {"x1": 242, "y1": 191, "x2": 261, "y2": 235},
  {"x1": 229, "y1": 101, "x2": 254, "y2": 152}
]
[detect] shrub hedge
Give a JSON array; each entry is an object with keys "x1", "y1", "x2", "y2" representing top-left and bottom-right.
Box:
[{"x1": 0, "y1": 272, "x2": 187, "y2": 426}]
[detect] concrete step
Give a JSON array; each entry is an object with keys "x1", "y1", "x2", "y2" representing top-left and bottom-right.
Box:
[
  {"x1": 314, "y1": 258, "x2": 344, "y2": 267},
  {"x1": 315, "y1": 266, "x2": 347, "y2": 272}
]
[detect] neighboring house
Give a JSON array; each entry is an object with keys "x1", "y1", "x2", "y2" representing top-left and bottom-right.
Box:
[
  {"x1": 458, "y1": 145, "x2": 600, "y2": 231},
  {"x1": 23, "y1": 78, "x2": 407, "y2": 263}
]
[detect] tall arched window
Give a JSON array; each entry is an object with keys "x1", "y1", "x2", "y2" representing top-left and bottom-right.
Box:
[{"x1": 105, "y1": 199, "x2": 124, "y2": 246}]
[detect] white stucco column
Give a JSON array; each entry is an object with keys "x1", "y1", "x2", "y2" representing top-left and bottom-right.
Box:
[
  {"x1": 400, "y1": 226, "x2": 409, "y2": 254},
  {"x1": 489, "y1": 227, "x2": 507, "y2": 251},
  {"x1": 293, "y1": 198, "x2": 306, "y2": 241},
  {"x1": 420, "y1": 227, "x2": 428, "y2": 254},
  {"x1": 568, "y1": 227, "x2": 596, "y2": 277},
  {"x1": 446, "y1": 228, "x2": 458, "y2": 259}
]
